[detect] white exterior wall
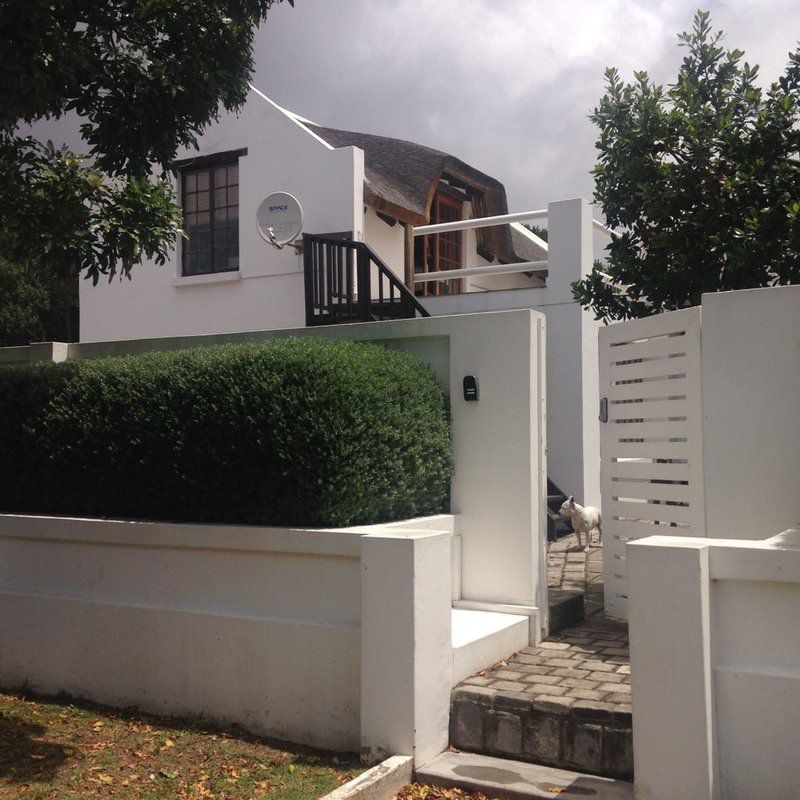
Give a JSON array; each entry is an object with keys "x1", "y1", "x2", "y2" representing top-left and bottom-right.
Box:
[
  {"x1": 0, "y1": 310, "x2": 547, "y2": 616},
  {"x1": 0, "y1": 513, "x2": 454, "y2": 763},
  {"x1": 29, "y1": 89, "x2": 365, "y2": 343},
  {"x1": 421, "y1": 199, "x2": 600, "y2": 507},
  {"x1": 700, "y1": 286, "x2": 800, "y2": 540},
  {"x1": 363, "y1": 206, "x2": 405, "y2": 271},
  {"x1": 628, "y1": 528, "x2": 800, "y2": 800}
]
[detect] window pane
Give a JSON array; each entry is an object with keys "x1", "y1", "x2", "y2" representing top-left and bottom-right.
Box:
[
  {"x1": 228, "y1": 164, "x2": 238, "y2": 185},
  {"x1": 228, "y1": 251, "x2": 240, "y2": 269},
  {"x1": 197, "y1": 170, "x2": 210, "y2": 191},
  {"x1": 185, "y1": 212, "x2": 197, "y2": 232},
  {"x1": 215, "y1": 188, "x2": 227, "y2": 208},
  {"x1": 216, "y1": 207, "x2": 228, "y2": 224},
  {"x1": 228, "y1": 227, "x2": 238, "y2": 248},
  {"x1": 185, "y1": 194, "x2": 197, "y2": 213},
  {"x1": 196, "y1": 191, "x2": 210, "y2": 212},
  {"x1": 185, "y1": 172, "x2": 197, "y2": 193},
  {"x1": 196, "y1": 250, "x2": 210, "y2": 273},
  {"x1": 214, "y1": 248, "x2": 228, "y2": 269},
  {"x1": 228, "y1": 186, "x2": 238, "y2": 206},
  {"x1": 214, "y1": 166, "x2": 227, "y2": 188},
  {"x1": 228, "y1": 205, "x2": 239, "y2": 222},
  {"x1": 214, "y1": 229, "x2": 227, "y2": 250},
  {"x1": 196, "y1": 212, "x2": 210, "y2": 230},
  {"x1": 186, "y1": 252, "x2": 198, "y2": 274},
  {"x1": 195, "y1": 231, "x2": 211, "y2": 252}
]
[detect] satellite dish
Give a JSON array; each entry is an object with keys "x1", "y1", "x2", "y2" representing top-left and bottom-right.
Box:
[{"x1": 256, "y1": 192, "x2": 303, "y2": 248}]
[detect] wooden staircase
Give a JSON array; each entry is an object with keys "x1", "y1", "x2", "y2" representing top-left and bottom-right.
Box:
[{"x1": 303, "y1": 234, "x2": 430, "y2": 326}]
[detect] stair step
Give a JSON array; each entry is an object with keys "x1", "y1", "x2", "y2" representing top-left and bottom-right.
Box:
[
  {"x1": 451, "y1": 609, "x2": 530, "y2": 685},
  {"x1": 417, "y1": 751, "x2": 633, "y2": 800}
]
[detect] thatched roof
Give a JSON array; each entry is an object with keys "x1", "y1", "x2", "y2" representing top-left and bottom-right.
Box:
[{"x1": 308, "y1": 124, "x2": 529, "y2": 265}]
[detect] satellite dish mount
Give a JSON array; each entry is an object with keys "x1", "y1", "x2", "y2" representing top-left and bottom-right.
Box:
[{"x1": 256, "y1": 192, "x2": 304, "y2": 254}]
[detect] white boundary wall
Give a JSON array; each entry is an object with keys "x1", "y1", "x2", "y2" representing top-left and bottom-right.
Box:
[
  {"x1": 628, "y1": 528, "x2": 800, "y2": 800},
  {"x1": 0, "y1": 513, "x2": 454, "y2": 765},
  {"x1": 0, "y1": 310, "x2": 548, "y2": 619}
]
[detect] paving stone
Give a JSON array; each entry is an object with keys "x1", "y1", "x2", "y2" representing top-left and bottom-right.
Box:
[
  {"x1": 602, "y1": 648, "x2": 629, "y2": 656},
  {"x1": 603, "y1": 726, "x2": 635, "y2": 780},
  {"x1": 564, "y1": 721, "x2": 604, "y2": 774},
  {"x1": 565, "y1": 688, "x2": 610, "y2": 702},
  {"x1": 493, "y1": 691, "x2": 534, "y2": 715},
  {"x1": 589, "y1": 671, "x2": 626, "y2": 684},
  {"x1": 513, "y1": 652, "x2": 548, "y2": 665},
  {"x1": 617, "y1": 664, "x2": 631, "y2": 675},
  {"x1": 450, "y1": 699, "x2": 484, "y2": 751},
  {"x1": 523, "y1": 711, "x2": 562, "y2": 763},
  {"x1": 492, "y1": 669, "x2": 526, "y2": 681},
  {"x1": 525, "y1": 683, "x2": 568, "y2": 696},
  {"x1": 605, "y1": 694, "x2": 633, "y2": 707},
  {"x1": 600, "y1": 682, "x2": 631, "y2": 695},
  {"x1": 561, "y1": 677, "x2": 598, "y2": 690},
  {"x1": 511, "y1": 663, "x2": 553, "y2": 676},
  {"x1": 521, "y1": 673, "x2": 563, "y2": 685},
  {"x1": 582, "y1": 660, "x2": 617, "y2": 672},
  {"x1": 572, "y1": 701, "x2": 631, "y2": 724},
  {"x1": 492, "y1": 678, "x2": 529, "y2": 692},
  {"x1": 552, "y1": 667, "x2": 590, "y2": 679},
  {"x1": 531, "y1": 695, "x2": 576, "y2": 714},
  {"x1": 452, "y1": 686, "x2": 496, "y2": 707},
  {"x1": 539, "y1": 658, "x2": 576, "y2": 669},
  {"x1": 462, "y1": 676, "x2": 494, "y2": 687},
  {"x1": 537, "y1": 641, "x2": 572, "y2": 650},
  {"x1": 485, "y1": 710, "x2": 522, "y2": 757}
]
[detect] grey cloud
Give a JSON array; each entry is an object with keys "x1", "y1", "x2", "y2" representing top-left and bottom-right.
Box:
[{"x1": 253, "y1": 0, "x2": 800, "y2": 211}]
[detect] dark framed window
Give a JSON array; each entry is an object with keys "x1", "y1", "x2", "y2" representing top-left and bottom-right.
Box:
[{"x1": 180, "y1": 152, "x2": 243, "y2": 276}]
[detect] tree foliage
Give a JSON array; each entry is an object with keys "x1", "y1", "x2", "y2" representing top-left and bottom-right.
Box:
[
  {"x1": 573, "y1": 11, "x2": 800, "y2": 320},
  {"x1": 0, "y1": 0, "x2": 290, "y2": 285},
  {"x1": 0, "y1": 257, "x2": 78, "y2": 346}
]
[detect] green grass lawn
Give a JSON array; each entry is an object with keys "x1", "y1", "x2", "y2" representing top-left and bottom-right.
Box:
[{"x1": 0, "y1": 690, "x2": 361, "y2": 799}]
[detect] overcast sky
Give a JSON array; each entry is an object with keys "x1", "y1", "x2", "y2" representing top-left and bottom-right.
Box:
[{"x1": 252, "y1": 1, "x2": 800, "y2": 213}]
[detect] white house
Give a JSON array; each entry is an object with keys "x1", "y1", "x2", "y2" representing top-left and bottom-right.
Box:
[{"x1": 30, "y1": 85, "x2": 602, "y2": 508}]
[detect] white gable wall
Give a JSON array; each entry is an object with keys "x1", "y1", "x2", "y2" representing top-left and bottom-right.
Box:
[{"x1": 29, "y1": 89, "x2": 365, "y2": 343}]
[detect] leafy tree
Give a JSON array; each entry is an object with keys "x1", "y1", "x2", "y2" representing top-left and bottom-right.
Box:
[
  {"x1": 524, "y1": 223, "x2": 548, "y2": 241},
  {"x1": 0, "y1": 258, "x2": 78, "y2": 346},
  {"x1": 573, "y1": 10, "x2": 800, "y2": 321},
  {"x1": 0, "y1": 0, "x2": 291, "y2": 288}
]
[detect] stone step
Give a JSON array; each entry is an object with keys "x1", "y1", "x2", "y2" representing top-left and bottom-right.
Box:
[
  {"x1": 452, "y1": 609, "x2": 531, "y2": 685},
  {"x1": 449, "y1": 685, "x2": 633, "y2": 781},
  {"x1": 416, "y1": 750, "x2": 633, "y2": 800}
]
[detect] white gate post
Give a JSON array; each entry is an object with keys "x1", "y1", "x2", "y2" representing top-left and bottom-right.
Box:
[{"x1": 360, "y1": 529, "x2": 453, "y2": 766}]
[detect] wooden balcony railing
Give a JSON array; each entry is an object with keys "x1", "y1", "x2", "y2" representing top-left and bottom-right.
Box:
[{"x1": 303, "y1": 234, "x2": 430, "y2": 326}]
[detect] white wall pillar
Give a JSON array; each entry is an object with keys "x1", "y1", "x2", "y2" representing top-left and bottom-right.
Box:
[
  {"x1": 628, "y1": 537, "x2": 717, "y2": 800},
  {"x1": 360, "y1": 529, "x2": 453, "y2": 766},
  {"x1": 545, "y1": 198, "x2": 599, "y2": 506}
]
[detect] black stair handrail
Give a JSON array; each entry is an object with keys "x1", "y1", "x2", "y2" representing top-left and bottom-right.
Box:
[{"x1": 304, "y1": 233, "x2": 430, "y2": 326}]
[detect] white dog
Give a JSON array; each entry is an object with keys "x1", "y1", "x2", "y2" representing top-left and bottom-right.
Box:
[{"x1": 559, "y1": 496, "x2": 602, "y2": 552}]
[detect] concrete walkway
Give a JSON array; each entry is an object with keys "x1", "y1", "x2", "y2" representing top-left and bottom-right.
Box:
[{"x1": 418, "y1": 751, "x2": 633, "y2": 800}]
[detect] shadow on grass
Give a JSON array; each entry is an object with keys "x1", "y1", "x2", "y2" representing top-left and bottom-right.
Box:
[
  {"x1": 0, "y1": 713, "x2": 67, "y2": 784},
  {"x1": 2, "y1": 687, "x2": 360, "y2": 774}
]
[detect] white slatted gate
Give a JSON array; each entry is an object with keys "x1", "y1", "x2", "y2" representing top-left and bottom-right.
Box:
[{"x1": 599, "y1": 307, "x2": 705, "y2": 619}]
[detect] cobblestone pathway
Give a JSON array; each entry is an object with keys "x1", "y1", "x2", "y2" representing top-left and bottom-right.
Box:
[
  {"x1": 459, "y1": 614, "x2": 630, "y2": 711},
  {"x1": 449, "y1": 531, "x2": 633, "y2": 778},
  {"x1": 547, "y1": 531, "x2": 605, "y2": 616}
]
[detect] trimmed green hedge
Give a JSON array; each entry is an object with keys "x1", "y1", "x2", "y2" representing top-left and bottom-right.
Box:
[{"x1": 0, "y1": 338, "x2": 452, "y2": 527}]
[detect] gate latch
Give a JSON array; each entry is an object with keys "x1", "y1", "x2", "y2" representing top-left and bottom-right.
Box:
[{"x1": 599, "y1": 397, "x2": 608, "y2": 423}]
